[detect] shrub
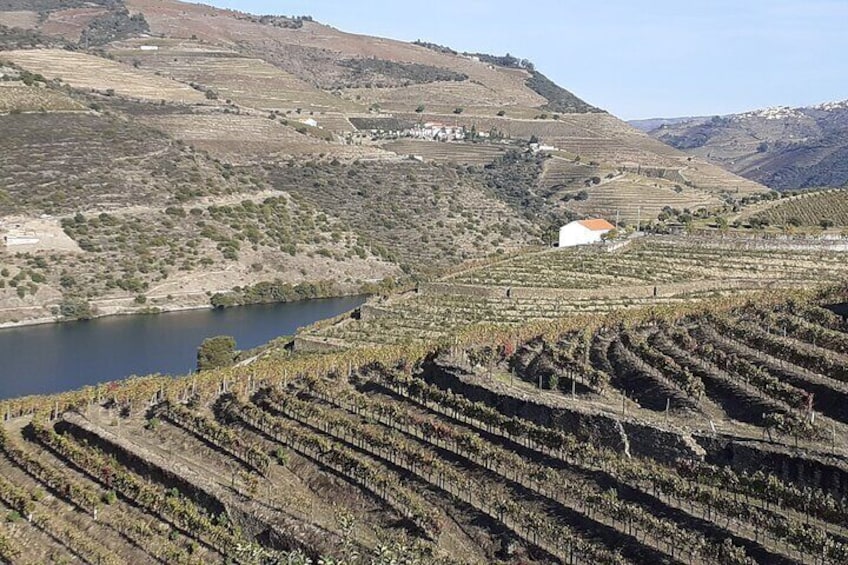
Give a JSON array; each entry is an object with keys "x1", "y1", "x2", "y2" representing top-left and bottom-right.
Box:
[
  {"x1": 274, "y1": 447, "x2": 289, "y2": 466},
  {"x1": 102, "y1": 491, "x2": 118, "y2": 505},
  {"x1": 59, "y1": 298, "x2": 94, "y2": 320},
  {"x1": 197, "y1": 336, "x2": 237, "y2": 371}
]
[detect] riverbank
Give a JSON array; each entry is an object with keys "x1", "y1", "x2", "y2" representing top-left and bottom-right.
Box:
[
  {"x1": 0, "y1": 295, "x2": 368, "y2": 399},
  {"x1": 0, "y1": 282, "x2": 373, "y2": 331}
]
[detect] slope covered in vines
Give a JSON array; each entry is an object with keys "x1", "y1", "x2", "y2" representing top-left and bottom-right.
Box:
[{"x1": 1, "y1": 286, "x2": 847, "y2": 563}]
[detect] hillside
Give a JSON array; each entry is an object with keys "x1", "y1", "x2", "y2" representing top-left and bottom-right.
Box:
[
  {"x1": 736, "y1": 188, "x2": 848, "y2": 229},
  {"x1": 650, "y1": 101, "x2": 848, "y2": 190},
  {"x1": 628, "y1": 116, "x2": 710, "y2": 132},
  {"x1": 5, "y1": 4, "x2": 848, "y2": 561},
  {"x1": 0, "y1": 0, "x2": 765, "y2": 326},
  {"x1": 3, "y1": 268, "x2": 848, "y2": 563}
]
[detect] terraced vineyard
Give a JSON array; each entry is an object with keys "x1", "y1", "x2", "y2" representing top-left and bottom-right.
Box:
[
  {"x1": 4, "y1": 289, "x2": 848, "y2": 563},
  {"x1": 141, "y1": 109, "x2": 383, "y2": 163},
  {"x1": 747, "y1": 190, "x2": 848, "y2": 227},
  {"x1": 395, "y1": 113, "x2": 765, "y2": 202},
  {"x1": 559, "y1": 175, "x2": 722, "y2": 224},
  {"x1": 114, "y1": 41, "x2": 365, "y2": 114},
  {"x1": 3, "y1": 49, "x2": 209, "y2": 104},
  {"x1": 308, "y1": 237, "x2": 848, "y2": 347},
  {"x1": 382, "y1": 140, "x2": 507, "y2": 164},
  {"x1": 448, "y1": 238, "x2": 846, "y2": 289}
]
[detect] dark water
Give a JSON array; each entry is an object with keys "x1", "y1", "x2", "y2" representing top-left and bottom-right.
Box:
[{"x1": 0, "y1": 296, "x2": 365, "y2": 400}]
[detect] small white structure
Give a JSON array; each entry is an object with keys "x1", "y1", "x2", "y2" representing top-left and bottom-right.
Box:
[
  {"x1": 301, "y1": 118, "x2": 319, "y2": 128},
  {"x1": 558, "y1": 219, "x2": 615, "y2": 248},
  {"x1": 139, "y1": 45, "x2": 159, "y2": 51}
]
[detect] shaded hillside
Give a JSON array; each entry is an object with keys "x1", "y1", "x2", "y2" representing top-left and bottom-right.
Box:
[{"x1": 651, "y1": 102, "x2": 848, "y2": 190}]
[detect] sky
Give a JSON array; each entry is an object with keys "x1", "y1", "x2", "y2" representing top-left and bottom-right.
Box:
[{"x1": 201, "y1": 0, "x2": 848, "y2": 120}]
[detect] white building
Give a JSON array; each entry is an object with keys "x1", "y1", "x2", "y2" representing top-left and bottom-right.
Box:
[{"x1": 558, "y1": 219, "x2": 615, "y2": 248}]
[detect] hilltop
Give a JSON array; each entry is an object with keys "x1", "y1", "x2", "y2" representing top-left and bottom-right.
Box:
[
  {"x1": 649, "y1": 100, "x2": 848, "y2": 190},
  {"x1": 628, "y1": 116, "x2": 711, "y2": 132},
  {"x1": 0, "y1": 0, "x2": 764, "y2": 326}
]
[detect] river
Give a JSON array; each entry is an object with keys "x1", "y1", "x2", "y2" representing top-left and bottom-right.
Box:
[{"x1": 0, "y1": 296, "x2": 365, "y2": 400}]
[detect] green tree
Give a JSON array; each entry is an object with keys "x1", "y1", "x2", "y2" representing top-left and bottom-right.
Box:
[
  {"x1": 197, "y1": 336, "x2": 237, "y2": 372},
  {"x1": 59, "y1": 298, "x2": 94, "y2": 320},
  {"x1": 601, "y1": 229, "x2": 619, "y2": 242},
  {"x1": 415, "y1": 104, "x2": 425, "y2": 113}
]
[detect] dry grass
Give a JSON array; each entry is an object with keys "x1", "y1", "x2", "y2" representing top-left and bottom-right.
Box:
[
  {"x1": 0, "y1": 111, "x2": 260, "y2": 215},
  {"x1": 398, "y1": 112, "x2": 766, "y2": 198},
  {"x1": 0, "y1": 10, "x2": 38, "y2": 29},
  {"x1": 382, "y1": 139, "x2": 506, "y2": 164},
  {"x1": 40, "y1": 7, "x2": 111, "y2": 41},
  {"x1": 0, "y1": 83, "x2": 85, "y2": 113},
  {"x1": 343, "y1": 79, "x2": 544, "y2": 113}
]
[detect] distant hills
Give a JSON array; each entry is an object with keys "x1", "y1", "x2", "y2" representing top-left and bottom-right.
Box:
[
  {"x1": 628, "y1": 116, "x2": 710, "y2": 133},
  {"x1": 645, "y1": 101, "x2": 848, "y2": 190}
]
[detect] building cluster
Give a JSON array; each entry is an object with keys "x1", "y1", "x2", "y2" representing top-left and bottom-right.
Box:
[
  {"x1": 409, "y1": 122, "x2": 469, "y2": 141},
  {"x1": 349, "y1": 122, "x2": 487, "y2": 142}
]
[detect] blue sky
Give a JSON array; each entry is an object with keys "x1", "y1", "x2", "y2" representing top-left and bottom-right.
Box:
[{"x1": 201, "y1": 0, "x2": 848, "y2": 120}]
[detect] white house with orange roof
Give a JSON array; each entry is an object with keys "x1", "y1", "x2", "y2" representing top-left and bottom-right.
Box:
[{"x1": 558, "y1": 218, "x2": 615, "y2": 248}]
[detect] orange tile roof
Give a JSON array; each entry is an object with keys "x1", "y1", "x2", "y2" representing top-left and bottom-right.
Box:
[{"x1": 578, "y1": 219, "x2": 615, "y2": 231}]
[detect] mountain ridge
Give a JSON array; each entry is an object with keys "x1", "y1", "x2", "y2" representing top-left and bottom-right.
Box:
[{"x1": 648, "y1": 99, "x2": 848, "y2": 190}]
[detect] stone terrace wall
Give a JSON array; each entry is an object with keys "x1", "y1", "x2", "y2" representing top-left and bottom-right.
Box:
[
  {"x1": 419, "y1": 279, "x2": 779, "y2": 302},
  {"x1": 422, "y1": 357, "x2": 704, "y2": 464},
  {"x1": 697, "y1": 433, "x2": 848, "y2": 499}
]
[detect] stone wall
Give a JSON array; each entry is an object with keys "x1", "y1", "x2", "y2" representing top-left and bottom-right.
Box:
[
  {"x1": 417, "y1": 282, "x2": 506, "y2": 298},
  {"x1": 697, "y1": 434, "x2": 848, "y2": 499},
  {"x1": 292, "y1": 336, "x2": 348, "y2": 353},
  {"x1": 422, "y1": 358, "x2": 704, "y2": 464},
  {"x1": 419, "y1": 278, "x2": 772, "y2": 303},
  {"x1": 358, "y1": 304, "x2": 395, "y2": 321}
]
